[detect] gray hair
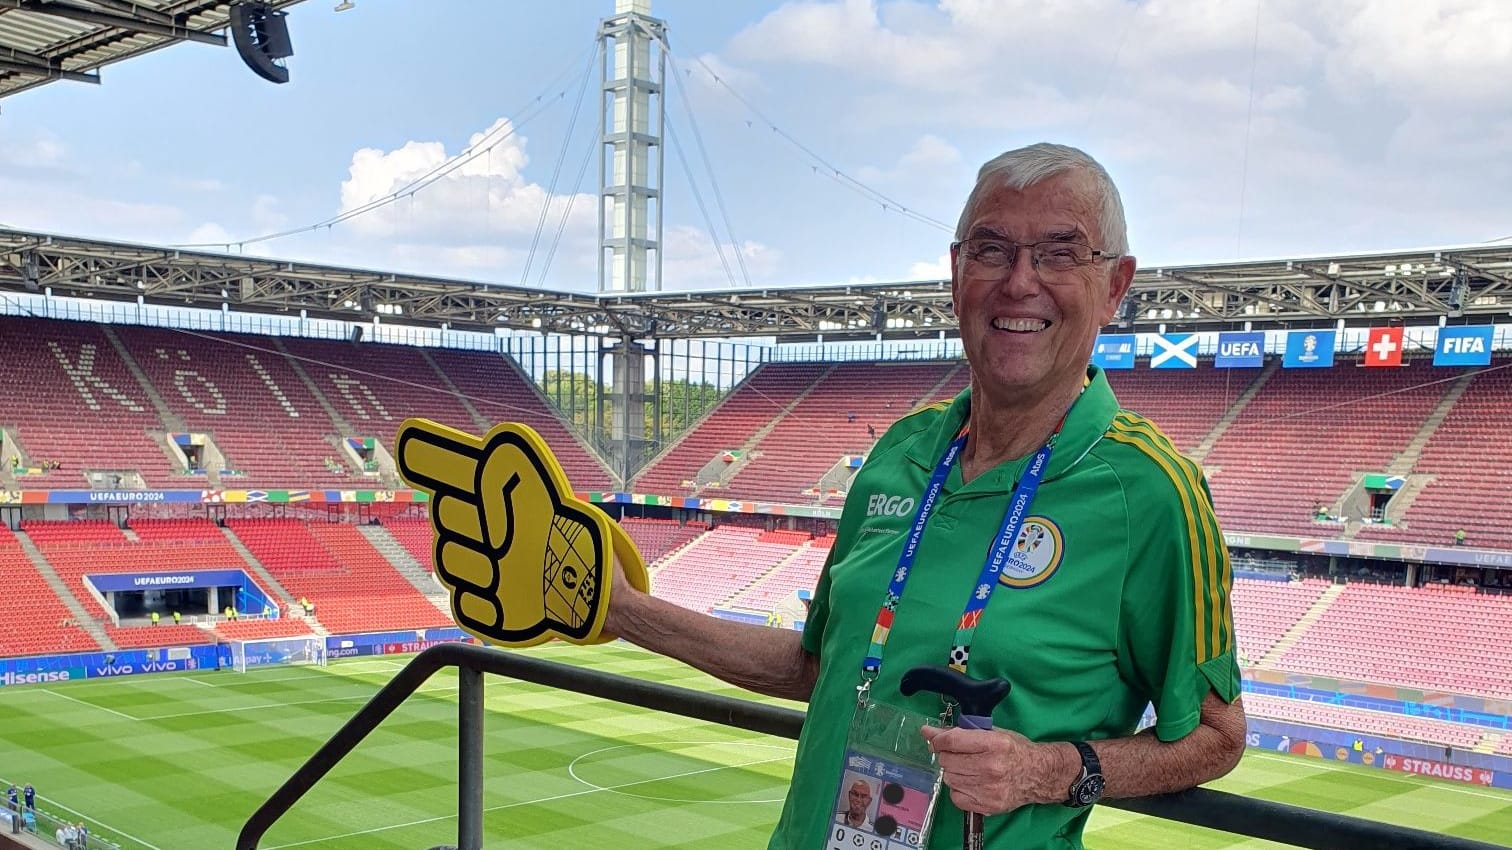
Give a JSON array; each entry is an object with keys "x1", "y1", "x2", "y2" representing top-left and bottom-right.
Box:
[{"x1": 954, "y1": 143, "x2": 1129, "y2": 255}]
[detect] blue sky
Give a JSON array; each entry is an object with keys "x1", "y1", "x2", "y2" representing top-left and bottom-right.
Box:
[{"x1": 2, "y1": 0, "x2": 1509, "y2": 293}]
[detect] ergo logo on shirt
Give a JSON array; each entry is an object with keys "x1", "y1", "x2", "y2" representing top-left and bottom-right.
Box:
[{"x1": 866, "y1": 493, "x2": 916, "y2": 518}]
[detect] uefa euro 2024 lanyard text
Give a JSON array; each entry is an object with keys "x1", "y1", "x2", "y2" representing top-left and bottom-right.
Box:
[{"x1": 827, "y1": 415, "x2": 1065, "y2": 850}]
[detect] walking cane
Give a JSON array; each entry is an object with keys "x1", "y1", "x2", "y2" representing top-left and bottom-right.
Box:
[{"x1": 901, "y1": 665, "x2": 1012, "y2": 850}]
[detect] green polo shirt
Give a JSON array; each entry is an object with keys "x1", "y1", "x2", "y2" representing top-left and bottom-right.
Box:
[{"x1": 771, "y1": 366, "x2": 1240, "y2": 850}]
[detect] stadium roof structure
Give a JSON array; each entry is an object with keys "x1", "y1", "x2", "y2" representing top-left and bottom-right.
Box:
[
  {"x1": 2, "y1": 226, "x2": 1510, "y2": 340},
  {"x1": 0, "y1": 0, "x2": 302, "y2": 101}
]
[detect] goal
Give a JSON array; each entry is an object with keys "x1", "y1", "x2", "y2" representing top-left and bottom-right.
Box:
[{"x1": 230, "y1": 637, "x2": 328, "y2": 673}]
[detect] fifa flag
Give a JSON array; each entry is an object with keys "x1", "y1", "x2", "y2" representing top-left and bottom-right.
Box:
[
  {"x1": 1150, "y1": 333, "x2": 1198, "y2": 369},
  {"x1": 1364, "y1": 327, "x2": 1404, "y2": 367},
  {"x1": 1214, "y1": 331, "x2": 1265, "y2": 368},
  {"x1": 1434, "y1": 325, "x2": 1493, "y2": 366},
  {"x1": 1091, "y1": 334, "x2": 1136, "y2": 370},
  {"x1": 1283, "y1": 329, "x2": 1335, "y2": 368}
]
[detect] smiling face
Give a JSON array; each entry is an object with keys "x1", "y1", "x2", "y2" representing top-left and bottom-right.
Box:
[
  {"x1": 847, "y1": 781, "x2": 872, "y2": 816},
  {"x1": 951, "y1": 171, "x2": 1134, "y2": 407}
]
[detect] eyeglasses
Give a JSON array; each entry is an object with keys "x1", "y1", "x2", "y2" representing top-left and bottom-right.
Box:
[{"x1": 952, "y1": 237, "x2": 1120, "y2": 277}]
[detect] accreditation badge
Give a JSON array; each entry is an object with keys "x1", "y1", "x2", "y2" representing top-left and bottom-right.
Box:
[{"x1": 827, "y1": 698, "x2": 944, "y2": 850}]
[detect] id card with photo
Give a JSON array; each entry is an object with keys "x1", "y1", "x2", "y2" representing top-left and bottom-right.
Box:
[{"x1": 825, "y1": 751, "x2": 941, "y2": 850}]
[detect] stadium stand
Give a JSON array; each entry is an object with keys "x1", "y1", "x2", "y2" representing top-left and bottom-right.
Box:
[
  {"x1": 1231, "y1": 577, "x2": 1330, "y2": 663},
  {"x1": 1275, "y1": 582, "x2": 1512, "y2": 698},
  {"x1": 278, "y1": 336, "x2": 477, "y2": 434},
  {"x1": 615, "y1": 516, "x2": 708, "y2": 564},
  {"x1": 1243, "y1": 693, "x2": 1490, "y2": 750},
  {"x1": 635, "y1": 362, "x2": 832, "y2": 497},
  {"x1": 383, "y1": 517, "x2": 435, "y2": 571},
  {"x1": 227, "y1": 518, "x2": 451, "y2": 635},
  {"x1": 725, "y1": 534, "x2": 831, "y2": 612},
  {"x1": 0, "y1": 317, "x2": 180, "y2": 487},
  {"x1": 722, "y1": 361, "x2": 958, "y2": 502},
  {"x1": 106, "y1": 623, "x2": 211, "y2": 648},
  {"x1": 1104, "y1": 364, "x2": 1263, "y2": 453},
  {"x1": 116, "y1": 326, "x2": 364, "y2": 489},
  {"x1": 213, "y1": 618, "x2": 315, "y2": 641},
  {"x1": 22, "y1": 519, "x2": 247, "y2": 626},
  {"x1": 0, "y1": 524, "x2": 99, "y2": 656},
  {"x1": 427, "y1": 348, "x2": 614, "y2": 490},
  {"x1": 649, "y1": 526, "x2": 801, "y2": 613},
  {"x1": 1353, "y1": 356, "x2": 1512, "y2": 550},
  {"x1": 1203, "y1": 358, "x2": 1460, "y2": 536}
]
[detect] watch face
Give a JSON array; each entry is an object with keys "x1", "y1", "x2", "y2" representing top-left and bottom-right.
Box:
[{"x1": 1076, "y1": 775, "x2": 1106, "y2": 806}]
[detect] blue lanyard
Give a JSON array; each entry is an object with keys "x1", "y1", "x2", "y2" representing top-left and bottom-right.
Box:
[{"x1": 860, "y1": 427, "x2": 1060, "y2": 679}]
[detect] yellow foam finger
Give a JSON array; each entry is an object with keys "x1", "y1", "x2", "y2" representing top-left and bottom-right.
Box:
[{"x1": 395, "y1": 418, "x2": 621, "y2": 649}]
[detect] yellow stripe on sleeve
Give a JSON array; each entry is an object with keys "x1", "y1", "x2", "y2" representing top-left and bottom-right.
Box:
[{"x1": 1108, "y1": 414, "x2": 1233, "y2": 662}]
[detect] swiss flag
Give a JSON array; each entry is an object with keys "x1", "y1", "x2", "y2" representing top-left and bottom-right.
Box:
[{"x1": 1365, "y1": 327, "x2": 1404, "y2": 367}]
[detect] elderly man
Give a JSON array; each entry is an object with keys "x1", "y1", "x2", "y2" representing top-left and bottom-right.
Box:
[
  {"x1": 836, "y1": 779, "x2": 876, "y2": 831},
  {"x1": 608, "y1": 143, "x2": 1244, "y2": 850}
]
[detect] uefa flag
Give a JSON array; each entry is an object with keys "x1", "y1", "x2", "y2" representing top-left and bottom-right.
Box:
[
  {"x1": 1214, "y1": 332, "x2": 1265, "y2": 368},
  {"x1": 1283, "y1": 329, "x2": 1335, "y2": 368},
  {"x1": 1364, "y1": 327, "x2": 1404, "y2": 367}
]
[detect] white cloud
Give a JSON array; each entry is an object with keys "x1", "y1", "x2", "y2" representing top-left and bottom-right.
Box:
[
  {"x1": 250, "y1": 194, "x2": 287, "y2": 232},
  {"x1": 186, "y1": 222, "x2": 232, "y2": 245},
  {"x1": 170, "y1": 176, "x2": 225, "y2": 193},
  {"x1": 337, "y1": 118, "x2": 597, "y2": 247},
  {"x1": 858, "y1": 134, "x2": 963, "y2": 184},
  {"x1": 714, "y1": 0, "x2": 1512, "y2": 260},
  {"x1": 0, "y1": 132, "x2": 67, "y2": 169},
  {"x1": 908, "y1": 253, "x2": 951, "y2": 280},
  {"x1": 1324, "y1": 0, "x2": 1512, "y2": 104},
  {"x1": 661, "y1": 225, "x2": 780, "y2": 291}
]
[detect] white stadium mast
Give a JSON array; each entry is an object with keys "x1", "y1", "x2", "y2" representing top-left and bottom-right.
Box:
[{"x1": 597, "y1": 0, "x2": 668, "y2": 480}]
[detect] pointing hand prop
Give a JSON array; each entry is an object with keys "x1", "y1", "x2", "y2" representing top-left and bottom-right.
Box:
[{"x1": 395, "y1": 419, "x2": 648, "y2": 647}]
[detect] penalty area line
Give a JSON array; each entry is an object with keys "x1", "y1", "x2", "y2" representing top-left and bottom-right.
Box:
[{"x1": 40, "y1": 688, "x2": 134, "y2": 720}]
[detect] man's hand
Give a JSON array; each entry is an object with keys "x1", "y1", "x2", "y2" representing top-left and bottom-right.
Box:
[
  {"x1": 395, "y1": 418, "x2": 647, "y2": 647},
  {"x1": 919, "y1": 726, "x2": 1078, "y2": 815}
]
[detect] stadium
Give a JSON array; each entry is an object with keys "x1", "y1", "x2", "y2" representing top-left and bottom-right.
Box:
[{"x1": 1, "y1": 2, "x2": 1511, "y2": 850}]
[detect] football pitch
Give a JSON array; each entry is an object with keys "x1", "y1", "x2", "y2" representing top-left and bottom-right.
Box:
[{"x1": 0, "y1": 644, "x2": 1508, "y2": 850}]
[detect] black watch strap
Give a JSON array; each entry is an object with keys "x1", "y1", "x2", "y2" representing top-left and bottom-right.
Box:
[{"x1": 1065, "y1": 741, "x2": 1105, "y2": 808}]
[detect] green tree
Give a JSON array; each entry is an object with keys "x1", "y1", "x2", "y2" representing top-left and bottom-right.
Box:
[{"x1": 537, "y1": 370, "x2": 725, "y2": 444}]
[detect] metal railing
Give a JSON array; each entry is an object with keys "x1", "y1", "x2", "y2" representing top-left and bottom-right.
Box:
[{"x1": 238, "y1": 643, "x2": 1509, "y2": 850}]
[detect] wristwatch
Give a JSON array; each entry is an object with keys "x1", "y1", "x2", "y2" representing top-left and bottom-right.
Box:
[{"x1": 1064, "y1": 741, "x2": 1105, "y2": 808}]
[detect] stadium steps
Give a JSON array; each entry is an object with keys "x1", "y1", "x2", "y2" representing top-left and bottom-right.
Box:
[
  {"x1": 270, "y1": 337, "x2": 353, "y2": 437},
  {"x1": 1189, "y1": 357, "x2": 1279, "y2": 464},
  {"x1": 218, "y1": 526, "x2": 328, "y2": 635},
  {"x1": 0, "y1": 425, "x2": 27, "y2": 485},
  {"x1": 1260, "y1": 582, "x2": 1345, "y2": 666},
  {"x1": 919, "y1": 360, "x2": 970, "y2": 406},
  {"x1": 1348, "y1": 474, "x2": 1435, "y2": 538},
  {"x1": 633, "y1": 363, "x2": 824, "y2": 494},
  {"x1": 1387, "y1": 371, "x2": 1478, "y2": 478},
  {"x1": 714, "y1": 543, "x2": 811, "y2": 611},
  {"x1": 355, "y1": 524, "x2": 450, "y2": 613},
  {"x1": 1477, "y1": 732, "x2": 1505, "y2": 755},
  {"x1": 99, "y1": 325, "x2": 186, "y2": 432},
  {"x1": 643, "y1": 527, "x2": 711, "y2": 576},
  {"x1": 716, "y1": 363, "x2": 837, "y2": 495},
  {"x1": 418, "y1": 348, "x2": 493, "y2": 434},
  {"x1": 14, "y1": 531, "x2": 116, "y2": 651}
]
